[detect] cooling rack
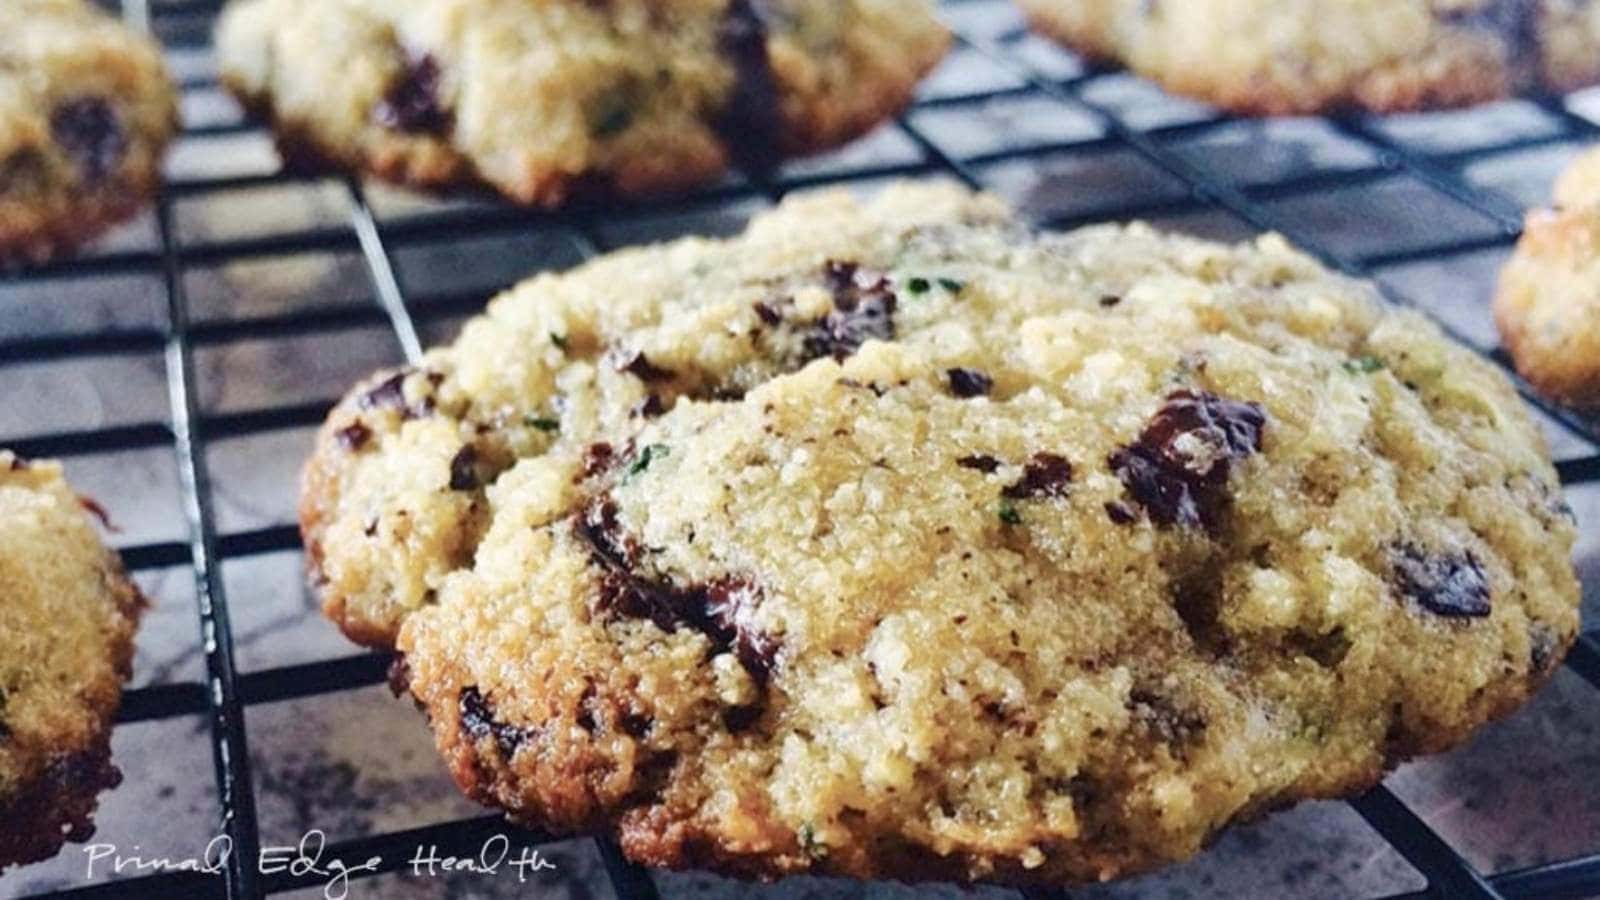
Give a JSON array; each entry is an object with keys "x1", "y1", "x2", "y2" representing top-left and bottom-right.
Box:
[{"x1": 5, "y1": 0, "x2": 1599, "y2": 898}]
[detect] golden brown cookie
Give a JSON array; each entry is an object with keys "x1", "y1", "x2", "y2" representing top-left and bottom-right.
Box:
[
  {"x1": 1020, "y1": 0, "x2": 1600, "y2": 115},
  {"x1": 0, "y1": 0, "x2": 178, "y2": 264},
  {"x1": 0, "y1": 452, "x2": 145, "y2": 872},
  {"x1": 216, "y1": 0, "x2": 948, "y2": 206},
  {"x1": 303, "y1": 182, "x2": 1579, "y2": 886},
  {"x1": 1495, "y1": 146, "x2": 1600, "y2": 409}
]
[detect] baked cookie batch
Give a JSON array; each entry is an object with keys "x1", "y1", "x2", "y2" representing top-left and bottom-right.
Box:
[{"x1": 1, "y1": 0, "x2": 1593, "y2": 890}]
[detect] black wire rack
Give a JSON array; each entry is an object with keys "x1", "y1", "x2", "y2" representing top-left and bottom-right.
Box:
[{"x1": 6, "y1": 0, "x2": 1600, "y2": 898}]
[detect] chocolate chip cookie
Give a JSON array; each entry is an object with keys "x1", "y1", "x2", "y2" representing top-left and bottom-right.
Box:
[
  {"x1": 0, "y1": 452, "x2": 145, "y2": 872},
  {"x1": 303, "y1": 182, "x2": 1579, "y2": 886},
  {"x1": 1020, "y1": 0, "x2": 1600, "y2": 115},
  {"x1": 0, "y1": 0, "x2": 178, "y2": 264},
  {"x1": 1496, "y1": 145, "x2": 1600, "y2": 409},
  {"x1": 216, "y1": 0, "x2": 948, "y2": 206}
]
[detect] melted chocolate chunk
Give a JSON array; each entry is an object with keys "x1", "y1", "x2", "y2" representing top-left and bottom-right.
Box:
[
  {"x1": 1390, "y1": 544, "x2": 1492, "y2": 618},
  {"x1": 803, "y1": 261, "x2": 898, "y2": 362},
  {"x1": 448, "y1": 445, "x2": 480, "y2": 491},
  {"x1": 713, "y1": 0, "x2": 783, "y2": 174},
  {"x1": 335, "y1": 422, "x2": 371, "y2": 451},
  {"x1": 957, "y1": 454, "x2": 1001, "y2": 473},
  {"x1": 8, "y1": 455, "x2": 27, "y2": 471},
  {"x1": 375, "y1": 52, "x2": 450, "y2": 133},
  {"x1": 51, "y1": 97, "x2": 126, "y2": 181},
  {"x1": 705, "y1": 576, "x2": 778, "y2": 681},
  {"x1": 459, "y1": 686, "x2": 532, "y2": 758},
  {"x1": 1003, "y1": 453, "x2": 1074, "y2": 500},
  {"x1": 1108, "y1": 389, "x2": 1266, "y2": 533},
  {"x1": 622, "y1": 352, "x2": 676, "y2": 383},
  {"x1": 577, "y1": 500, "x2": 778, "y2": 684},
  {"x1": 946, "y1": 368, "x2": 993, "y2": 398},
  {"x1": 583, "y1": 442, "x2": 617, "y2": 479}
]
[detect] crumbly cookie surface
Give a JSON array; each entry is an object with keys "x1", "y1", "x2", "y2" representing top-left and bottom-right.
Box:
[
  {"x1": 1496, "y1": 146, "x2": 1600, "y2": 409},
  {"x1": 216, "y1": 0, "x2": 948, "y2": 206},
  {"x1": 0, "y1": 0, "x2": 177, "y2": 264},
  {"x1": 303, "y1": 182, "x2": 1580, "y2": 885},
  {"x1": 1020, "y1": 0, "x2": 1600, "y2": 115},
  {"x1": 0, "y1": 452, "x2": 144, "y2": 872}
]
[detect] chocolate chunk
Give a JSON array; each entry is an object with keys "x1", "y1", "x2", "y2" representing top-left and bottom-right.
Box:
[
  {"x1": 1128, "y1": 688, "x2": 1206, "y2": 752},
  {"x1": 722, "y1": 703, "x2": 764, "y2": 732},
  {"x1": 633, "y1": 394, "x2": 666, "y2": 418},
  {"x1": 335, "y1": 422, "x2": 371, "y2": 451},
  {"x1": 946, "y1": 368, "x2": 993, "y2": 398},
  {"x1": 622, "y1": 352, "x2": 676, "y2": 383},
  {"x1": 459, "y1": 686, "x2": 532, "y2": 758},
  {"x1": 620, "y1": 712, "x2": 653, "y2": 738},
  {"x1": 577, "y1": 500, "x2": 778, "y2": 684},
  {"x1": 578, "y1": 499, "x2": 640, "y2": 572},
  {"x1": 448, "y1": 445, "x2": 479, "y2": 491},
  {"x1": 1390, "y1": 544, "x2": 1492, "y2": 618},
  {"x1": 375, "y1": 52, "x2": 450, "y2": 133},
  {"x1": 704, "y1": 576, "x2": 778, "y2": 682},
  {"x1": 957, "y1": 454, "x2": 1001, "y2": 473},
  {"x1": 1099, "y1": 294, "x2": 1122, "y2": 308},
  {"x1": 1108, "y1": 389, "x2": 1267, "y2": 533},
  {"x1": 8, "y1": 455, "x2": 27, "y2": 471},
  {"x1": 1105, "y1": 500, "x2": 1138, "y2": 525},
  {"x1": 359, "y1": 371, "x2": 415, "y2": 414},
  {"x1": 712, "y1": 0, "x2": 783, "y2": 174},
  {"x1": 386, "y1": 656, "x2": 413, "y2": 698},
  {"x1": 1529, "y1": 624, "x2": 1560, "y2": 674},
  {"x1": 803, "y1": 261, "x2": 898, "y2": 362},
  {"x1": 753, "y1": 301, "x2": 784, "y2": 326},
  {"x1": 583, "y1": 442, "x2": 617, "y2": 479},
  {"x1": 51, "y1": 97, "x2": 127, "y2": 182},
  {"x1": 1004, "y1": 452, "x2": 1074, "y2": 500}
]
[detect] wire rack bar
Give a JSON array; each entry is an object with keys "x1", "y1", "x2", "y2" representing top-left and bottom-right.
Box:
[{"x1": 152, "y1": 189, "x2": 266, "y2": 898}]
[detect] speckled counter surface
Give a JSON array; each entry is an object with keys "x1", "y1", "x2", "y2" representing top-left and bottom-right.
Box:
[{"x1": 3, "y1": 1, "x2": 1599, "y2": 899}]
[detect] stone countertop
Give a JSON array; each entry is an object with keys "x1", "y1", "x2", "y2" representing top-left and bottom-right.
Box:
[{"x1": 3, "y1": 1, "x2": 1599, "y2": 898}]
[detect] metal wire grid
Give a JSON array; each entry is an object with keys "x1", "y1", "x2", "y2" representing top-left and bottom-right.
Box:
[{"x1": 2, "y1": 0, "x2": 1597, "y2": 897}]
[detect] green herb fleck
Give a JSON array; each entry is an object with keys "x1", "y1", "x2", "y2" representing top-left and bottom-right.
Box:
[
  {"x1": 998, "y1": 499, "x2": 1022, "y2": 526},
  {"x1": 625, "y1": 444, "x2": 670, "y2": 483},
  {"x1": 526, "y1": 416, "x2": 560, "y2": 433},
  {"x1": 798, "y1": 823, "x2": 828, "y2": 860},
  {"x1": 551, "y1": 332, "x2": 568, "y2": 351},
  {"x1": 906, "y1": 277, "x2": 931, "y2": 295},
  {"x1": 1342, "y1": 355, "x2": 1384, "y2": 374},
  {"x1": 938, "y1": 278, "x2": 965, "y2": 294}
]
